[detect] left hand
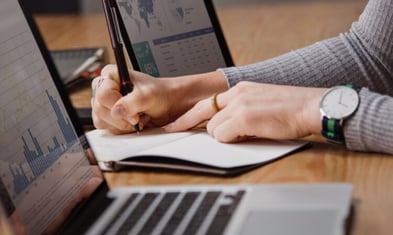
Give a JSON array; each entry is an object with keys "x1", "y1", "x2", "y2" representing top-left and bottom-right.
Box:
[{"x1": 165, "y1": 81, "x2": 327, "y2": 142}]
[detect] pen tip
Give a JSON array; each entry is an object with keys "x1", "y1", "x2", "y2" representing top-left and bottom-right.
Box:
[{"x1": 134, "y1": 124, "x2": 140, "y2": 134}]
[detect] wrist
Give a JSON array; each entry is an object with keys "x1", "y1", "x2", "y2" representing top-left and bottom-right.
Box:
[
  {"x1": 299, "y1": 88, "x2": 327, "y2": 136},
  {"x1": 164, "y1": 71, "x2": 228, "y2": 119}
]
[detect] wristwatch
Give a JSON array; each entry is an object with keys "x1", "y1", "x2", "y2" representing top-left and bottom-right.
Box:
[{"x1": 319, "y1": 85, "x2": 360, "y2": 144}]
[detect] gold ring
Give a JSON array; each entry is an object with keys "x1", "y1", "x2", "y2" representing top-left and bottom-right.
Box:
[{"x1": 211, "y1": 93, "x2": 220, "y2": 112}]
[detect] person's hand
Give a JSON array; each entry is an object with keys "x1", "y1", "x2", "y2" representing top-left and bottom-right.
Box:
[
  {"x1": 165, "y1": 81, "x2": 327, "y2": 142},
  {"x1": 91, "y1": 65, "x2": 174, "y2": 133},
  {"x1": 91, "y1": 65, "x2": 228, "y2": 133}
]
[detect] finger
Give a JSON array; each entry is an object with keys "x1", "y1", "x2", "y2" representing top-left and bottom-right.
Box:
[
  {"x1": 91, "y1": 74, "x2": 119, "y2": 91},
  {"x1": 94, "y1": 76, "x2": 122, "y2": 109},
  {"x1": 211, "y1": 118, "x2": 245, "y2": 142},
  {"x1": 206, "y1": 88, "x2": 253, "y2": 141},
  {"x1": 111, "y1": 92, "x2": 146, "y2": 125},
  {"x1": 92, "y1": 79, "x2": 134, "y2": 131},
  {"x1": 91, "y1": 65, "x2": 140, "y2": 132},
  {"x1": 92, "y1": 104, "x2": 114, "y2": 130},
  {"x1": 206, "y1": 108, "x2": 234, "y2": 136},
  {"x1": 102, "y1": 63, "x2": 137, "y2": 85},
  {"x1": 138, "y1": 114, "x2": 151, "y2": 130},
  {"x1": 92, "y1": 99, "x2": 134, "y2": 131},
  {"x1": 94, "y1": 64, "x2": 122, "y2": 107},
  {"x1": 206, "y1": 102, "x2": 248, "y2": 141},
  {"x1": 100, "y1": 64, "x2": 121, "y2": 82},
  {"x1": 110, "y1": 77, "x2": 164, "y2": 125},
  {"x1": 164, "y1": 96, "x2": 218, "y2": 132}
]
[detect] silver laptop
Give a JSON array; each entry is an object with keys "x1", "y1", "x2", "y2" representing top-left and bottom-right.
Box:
[{"x1": 0, "y1": 0, "x2": 353, "y2": 234}]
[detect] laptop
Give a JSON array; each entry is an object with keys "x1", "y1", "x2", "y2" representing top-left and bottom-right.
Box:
[
  {"x1": 113, "y1": 0, "x2": 234, "y2": 77},
  {"x1": 0, "y1": 0, "x2": 354, "y2": 234}
]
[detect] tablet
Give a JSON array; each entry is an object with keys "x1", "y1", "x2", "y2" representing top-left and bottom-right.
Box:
[{"x1": 114, "y1": 0, "x2": 233, "y2": 77}]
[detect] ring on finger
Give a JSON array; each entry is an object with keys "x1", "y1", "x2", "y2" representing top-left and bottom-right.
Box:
[
  {"x1": 98, "y1": 76, "x2": 118, "y2": 87},
  {"x1": 211, "y1": 93, "x2": 220, "y2": 113}
]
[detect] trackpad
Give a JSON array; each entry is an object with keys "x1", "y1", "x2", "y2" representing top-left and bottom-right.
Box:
[{"x1": 239, "y1": 208, "x2": 340, "y2": 235}]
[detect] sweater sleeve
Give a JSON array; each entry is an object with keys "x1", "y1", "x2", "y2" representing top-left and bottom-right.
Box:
[{"x1": 219, "y1": 0, "x2": 393, "y2": 154}]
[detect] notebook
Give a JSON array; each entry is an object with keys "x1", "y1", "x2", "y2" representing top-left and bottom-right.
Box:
[
  {"x1": 86, "y1": 128, "x2": 308, "y2": 175},
  {"x1": 113, "y1": 0, "x2": 234, "y2": 77},
  {"x1": 0, "y1": 0, "x2": 354, "y2": 234}
]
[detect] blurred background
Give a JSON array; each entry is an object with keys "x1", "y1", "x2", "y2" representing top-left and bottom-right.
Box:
[
  {"x1": 26, "y1": 0, "x2": 100, "y2": 13},
  {"x1": 26, "y1": 0, "x2": 359, "y2": 14}
]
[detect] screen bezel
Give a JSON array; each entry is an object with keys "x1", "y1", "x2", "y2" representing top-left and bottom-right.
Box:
[
  {"x1": 18, "y1": 0, "x2": 87, "y2": 139},
  {"x1": 13, "y1": 0, "x2": 109, "y2": 233}
]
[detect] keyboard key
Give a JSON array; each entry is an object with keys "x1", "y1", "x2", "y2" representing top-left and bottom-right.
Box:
[
  {"x1": 100, "y1": 193, "x2": 139, "y2": 235},
  {"x1": 206, "y1": 190, "x2": 245, "y2": 235},
  {"x1": 138, "y1": 192, "x2": 179, "y2": 234},
  {"x1": 183, "y1": 191, "x2": 221, "y2": 235},
  {"x1": 161, "y1": 192, "x2": 200, "y2": 235},
  {"x1": 117, "y1": 193, "x2": 159, "y2": 234}
]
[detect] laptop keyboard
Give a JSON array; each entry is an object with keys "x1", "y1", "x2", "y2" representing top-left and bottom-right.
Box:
[
  {"x1": 160, "y1": 192, "x2": 199, "y2": 235},
  {"x1": 101, "y1": 190, "x2": 245, "y2": 235}
]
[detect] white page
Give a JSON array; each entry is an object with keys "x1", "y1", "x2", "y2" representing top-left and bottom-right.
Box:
[
  {"x1": 86, "y1": 128, "x2": 307, "y2": 168},
  {"x1": 86, "y1": 128, "x2": 194, "y2": 161},
  {"x1": 139, "y1": 132, "x2": 307, "y2": 168}
]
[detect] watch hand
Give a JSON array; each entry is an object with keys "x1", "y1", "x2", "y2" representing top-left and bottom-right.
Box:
[{"x1": 338, "y1": 91, "x2": 343, "y2": 104}]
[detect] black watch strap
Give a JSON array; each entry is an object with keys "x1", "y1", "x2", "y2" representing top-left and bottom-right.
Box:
[{"x1": 321, "y1": 116, "x2": 345, "y2": 144}]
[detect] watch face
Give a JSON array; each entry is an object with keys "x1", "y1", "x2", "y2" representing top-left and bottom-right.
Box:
[{"x1": 320, "y1": 86, "x2": 359, "y2": 119}]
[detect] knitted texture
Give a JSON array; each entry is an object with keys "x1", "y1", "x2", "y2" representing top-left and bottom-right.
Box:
[{"x1": 219, "y1": 0, "x2": 393, "y2": 154}]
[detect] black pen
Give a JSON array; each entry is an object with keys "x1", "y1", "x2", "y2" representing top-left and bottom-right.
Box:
[{"x1": 103, "y1": 0, "x2": 140, "y2": 133}]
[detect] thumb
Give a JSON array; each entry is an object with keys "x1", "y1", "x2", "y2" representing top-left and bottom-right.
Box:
[{"x1": 111, "y1": 95, "x2": 142, "y2": 126}]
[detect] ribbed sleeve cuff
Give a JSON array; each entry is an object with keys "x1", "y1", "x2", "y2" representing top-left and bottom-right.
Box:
[{"x1": 344, "y1": 88, "x2": 393, "y2": 154}]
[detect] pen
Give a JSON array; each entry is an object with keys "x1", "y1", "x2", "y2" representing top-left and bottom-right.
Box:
[
  {"x1": 103, "y1": 0, "x2": 140, "y2": 133},
  {"x1": 66, "y1": 48, "x2": 105, "y2": 84}
]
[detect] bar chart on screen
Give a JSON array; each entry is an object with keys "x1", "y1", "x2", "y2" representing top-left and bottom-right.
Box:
[
  {"x1": 0, "y1": 20, "x2": 76, "y2": 199},
  {"x1": 6, "y1": 91, "x2": 78, "y2": 195},
  {"x1": 0, "y1": 2, "x2": 98, "y2": 232}
]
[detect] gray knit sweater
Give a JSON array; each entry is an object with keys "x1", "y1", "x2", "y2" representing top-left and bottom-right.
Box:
[{"x1": 220, "y1": 0, "x2": 393, "y2": 154}]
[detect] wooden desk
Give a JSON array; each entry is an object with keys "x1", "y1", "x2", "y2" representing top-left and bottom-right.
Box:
[{"x1": 35, "y1": 1, "x2": 393, "y2": 234}]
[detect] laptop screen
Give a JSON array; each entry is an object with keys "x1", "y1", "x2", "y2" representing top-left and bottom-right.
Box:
[
  {"x1": 116, "y1": 0, "x2": 233, "y2": 77},
  {"x1": 0, "y1": 0, "x2": 104, "y2": 234}
]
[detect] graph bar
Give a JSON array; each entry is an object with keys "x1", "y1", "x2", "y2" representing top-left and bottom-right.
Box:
[{"x1": 10, "y1": 91, "x2": 77, "y2": 194}]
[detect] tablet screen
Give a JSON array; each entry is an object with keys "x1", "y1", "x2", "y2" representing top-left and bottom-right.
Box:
[{"x1": 116, "y1": 0, "x2": 233, "y2": 77}]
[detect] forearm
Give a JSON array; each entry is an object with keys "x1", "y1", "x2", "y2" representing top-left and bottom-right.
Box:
[
  {"x1": 220, "y1": 0, "x2": 393, "y2": 94},
  {"x1": 220, "y1": 36, "x2": 368, "y2": 88},
  {"x1": 219, "y1": 0, "x2": 393, "y2": 153},
  {"x1": 221, "y1": 34, "x2": 391, "y2": 92}
]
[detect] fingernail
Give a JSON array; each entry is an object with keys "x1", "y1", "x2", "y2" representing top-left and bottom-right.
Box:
[
  {"x1": 164, "y1": 122, "x2": 176, "y2": 131},
  {"x1": 128, "y1": 116, "x2": 138, "y2": 125},
  {"x1": 114, "y1": 105, "x2": 126, "y2": 117}
]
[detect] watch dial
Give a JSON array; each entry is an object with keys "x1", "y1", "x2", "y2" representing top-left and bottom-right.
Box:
[{"x1": 320, "y1": 86, "x2": 359, "y2": 119}]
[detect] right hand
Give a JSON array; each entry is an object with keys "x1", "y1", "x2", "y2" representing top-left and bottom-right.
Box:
[
  {"x1": 91, "y1": 65, "x2": 175, "y2": 133},
  {"x1": 91, "y1": 64, "x2": 228, "y2": 134}
]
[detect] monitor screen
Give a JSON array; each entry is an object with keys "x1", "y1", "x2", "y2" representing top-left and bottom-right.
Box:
[
  {"x1": 0, "y1": 1, "x2": 103, "y2": 234},
  {"x1": 116, "y1": 0, "x2": 233, "y2": 77}
]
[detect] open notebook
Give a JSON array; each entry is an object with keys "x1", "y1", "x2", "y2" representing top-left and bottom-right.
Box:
[
  {"x1": 0, "y1": 0, "x2": 354, "y2": 234},
  {"x1": 86, "y1": 128, "x2": 308, "y2": 175}
]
